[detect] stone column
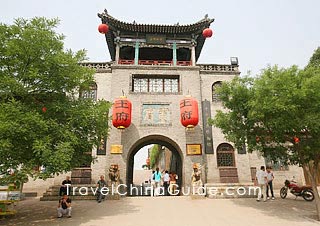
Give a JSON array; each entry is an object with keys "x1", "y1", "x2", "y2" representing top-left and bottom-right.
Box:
[
  {"x1": 172, "y1": 42, "x2": 177, "y2": 66},
  {"x1": 115, "y1": 43, "x2": 120, "y2": 64},
  {"x1": 191, "y1": 45, "x2": 196, "y2": 66},
  {"x1": 134, "y1": 41, "x2": 139, "y2": 65}
]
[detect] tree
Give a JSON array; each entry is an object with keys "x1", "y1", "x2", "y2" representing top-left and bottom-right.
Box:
[
  {"x1": 210, "y1": 62, "x2": 320, "y2": 220},
  {"x1": 0, "y1": 18, "x2": 111, "y2": 188},
  {"x1": 150, "y1": 145, "x2": 161, "y2": 169},
  {"x1": 307, "y1": 47, "x2": 320, "y2": 69}
]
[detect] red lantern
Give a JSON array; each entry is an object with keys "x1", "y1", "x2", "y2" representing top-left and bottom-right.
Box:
[
  {"x1": 202, "y1": 28, "x2": 213, "y2": 38},
  {"x1": 255, "y1": 136, "x2": 260, "y2": 143},
  {"x1": 42, "y1": 107, "x2": 47, "y2": 113},
  {"x1": 98, "y1": 24, "x2": 109, "y2": 34},
  {"x1": 293, "y1": 136, "x2": 300, "y2": 144},
  {"x1": 180, "y1": 96, "x2": 199, "y2": 128},
  {"x1": 112, "y1": 96, "x2": 132, "y2": 129}
]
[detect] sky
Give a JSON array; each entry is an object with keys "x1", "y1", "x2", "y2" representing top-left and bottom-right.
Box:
[
  {"x1": 1, "y1": 0, "x2": 319, "y2": 76},
  {"x1": 134, "y1": 145, "x2": 152, "y2": 170}
]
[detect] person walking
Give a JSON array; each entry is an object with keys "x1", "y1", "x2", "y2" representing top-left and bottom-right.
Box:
[
  {"x1": 266, "y1": 166, "x2": 275, "y2": 200},
  {"x1": 153, "y1": 167, "x2": 162, "y2": 196},
  {"x1": 169, "y1": 172, "x2": 178, "y2": 195},
  {"x1": 149, "y1": 170, "x2": 155, "y2": 197},
  {"x1": 255, "y1": 166, "x2": 268, "y2": 202},
  {"x1": 163, "y1": 170, "x2": 170, "y2": 196}
]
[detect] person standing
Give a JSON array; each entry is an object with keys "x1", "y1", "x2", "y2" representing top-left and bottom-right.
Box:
[
  {"x1": 153, "y1": 167, "x2": 162, "y2": 196},
  {"x1": 163, "y1": 170, "x2": 170, "y2": 196},
  {"x1": 255, "y1": 166, "x2": 268, "y2": 202},
  {"x1": 57, "y1": 194, "x2": 72, "y2": 218},
  {"x1": 149, "y1": 170, "x2": 156, "y2": 196},
  {"x1": 96, "y1": 175, "x2": 107, "y2": 203},
  {"x1": 59, "y1": 176, "x2": 72, "y2": 196},
  {"x1": 169, "y1": 172, "x2": 178, "y2": 195},
  {"x1": 266, "y1": 166, "x2": 275, "y2": 200}
]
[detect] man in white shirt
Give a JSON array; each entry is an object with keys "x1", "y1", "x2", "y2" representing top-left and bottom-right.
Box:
[
  {"x1": 163, "y1": 170, "x2": 170, "y2": 196},
  {"x1": 255, "y1": 166, "x2": 268, "y2": 202}
]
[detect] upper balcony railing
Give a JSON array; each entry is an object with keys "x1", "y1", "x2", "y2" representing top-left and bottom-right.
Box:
[
  {"x1": 118, "y1": 59, "x2": 192, "y2": 66},
  {"x1": 80, "y1": 62, "x2": 239, "y2": 74},
  {"x1": 199, "y1": 64, "x2": 239, "y2": 74}
]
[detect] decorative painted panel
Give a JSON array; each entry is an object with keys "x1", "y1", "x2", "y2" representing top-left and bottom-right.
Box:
[{"x1": 141, "y1": 104, "x2": 171, "y2": 126}]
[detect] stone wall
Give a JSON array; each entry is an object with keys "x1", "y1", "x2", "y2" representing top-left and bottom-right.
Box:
[{"x1": 23, "y1": 63, "x2": 306, "y2": 193}]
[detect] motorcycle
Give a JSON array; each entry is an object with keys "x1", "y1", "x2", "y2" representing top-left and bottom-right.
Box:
[{"x1": 280, "y1": 179, "x2": 314, "y2": 201}]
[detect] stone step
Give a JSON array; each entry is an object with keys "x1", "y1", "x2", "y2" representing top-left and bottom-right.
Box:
[
  {"x1": 40, "y1": 194, "x2": 120, "y2": 201},
  {"x1": 23, "y1": 192, "x2": 38, "y2": 197},
  {"x1": 42, "y1": 190, "x2": 99, "y2": 196},
  {"x1": 48, "y1": 184, "x2": 97, "y2": 190},
  {"x1": 43, "y1": 184, "x2": 99, "y2": 194}
]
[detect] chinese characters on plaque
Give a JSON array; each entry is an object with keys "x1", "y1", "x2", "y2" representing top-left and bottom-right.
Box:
[
  {"x1": 110, "y1": 145, "x2": 123, "y2": 154},
  {"x1": 186, "y1": 144, "x2": 202, "y2": 155},
  {"x1": 202, "y1": 100, "x2": 214, "y2": 154},
  {"x1": 141, "y1": 104, "x2": 171, "y2": 125}
]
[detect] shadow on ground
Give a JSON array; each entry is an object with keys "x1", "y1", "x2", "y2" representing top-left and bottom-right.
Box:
[
  {"x1": 0, "y1": 197, "x2": 139, "y2": 226},
  {"x1": 231, "y1": 195, "x2": 318, "y2": 223}
]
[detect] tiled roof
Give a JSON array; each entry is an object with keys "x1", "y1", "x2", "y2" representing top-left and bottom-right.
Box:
[
  {"x1": 98, "y1": 11, "x2": 214, "y2": 34},
  {"x1": 98, "y1": 9, "x2": 214, "y2": 61}
]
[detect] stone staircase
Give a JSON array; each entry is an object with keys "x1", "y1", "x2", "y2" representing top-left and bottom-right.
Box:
[
  {"x1": 40, "y1": 184, "x2": 120, "y2": 201},
  {"x1": 205, "y1": 183, "x2": 258, "y2": 199}
]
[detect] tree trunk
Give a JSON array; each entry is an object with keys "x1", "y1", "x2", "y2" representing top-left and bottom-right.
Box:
[
  {"x1": 304, "y1": 162, "x2": 320, "y2": 221},
  {"x1": 19, "y1": 181, "x2": 24, "y2": 194}
]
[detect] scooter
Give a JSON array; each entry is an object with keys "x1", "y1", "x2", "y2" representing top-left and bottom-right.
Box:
[{"x1": 280, "y1": 179, "x2": 314, "y2": 201}]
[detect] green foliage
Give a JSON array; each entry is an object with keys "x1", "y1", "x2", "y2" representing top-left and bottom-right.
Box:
[
  {"x1": 210, "y1": 63, "x2": 320, "y2": 165},
  {"x1": 150, "y1": 145, "x2": 161, "y2": 169},
  {"x1": 307, "y1": 47, "x2": 320, "y2": 68},
  {"x1": 209, "y1": 76, "x2": 255, "y2": 151},
  {"x1": 0, "y1": 17, "x2": 111, "y2": 183}
]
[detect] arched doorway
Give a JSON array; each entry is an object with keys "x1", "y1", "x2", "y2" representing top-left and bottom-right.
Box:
[
  {"x1": 127, "y1": 135, "x2": 183, "y2": 194},
  {"x1": 216, "y1": 143, "x2": 239, "y2": 183}
]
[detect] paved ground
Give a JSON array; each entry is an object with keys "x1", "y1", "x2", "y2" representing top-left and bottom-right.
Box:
[{"x1": 1, "y1": 195, "x2": 319, "y2": 226}]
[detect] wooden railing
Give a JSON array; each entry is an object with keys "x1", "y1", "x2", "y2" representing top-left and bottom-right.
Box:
[
  {"x1": 199, "y1": 64, "x2": 239, "y2": 73},
  {"x1": 80, "y1": 62, "x2": 112, "y2": 70},
  {"x1": 118, "y1": 59, "x2": 192, "y2": 66}
]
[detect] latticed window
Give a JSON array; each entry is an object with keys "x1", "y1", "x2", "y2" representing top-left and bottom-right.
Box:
[
  {"x1": 212, "y1": 81, "x2": 222, "y2": 102},
  {"x1": 149, "y1": 78, "x2": 163, "y2": 92},
  {"x1": 217, "y1": 143, "x2": 235, "y2": 167},
  {"x1": 133, "y1": 78, "x2": 148, "y2": 92},
  {"x1": 80, "y1": 83, "x2": 97, "y2": 100},
  {"x1": 132, "y1": 75, "x2": 179, "y2": 93},
  {"x1": 164, "y1": 79, "x2": 178, "y2": 92}
]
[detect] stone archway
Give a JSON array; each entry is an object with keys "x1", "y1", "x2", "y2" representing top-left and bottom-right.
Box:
[{"x1": 126, "y1": 135, "x2": 183, "y2": 190}]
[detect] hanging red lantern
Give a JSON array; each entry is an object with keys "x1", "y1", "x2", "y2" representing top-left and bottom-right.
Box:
[
  {"x1": 293, "y1": 136, "x2": 300, "y2": 144},
  {"x1": 42, "y1": 107, "x2": 47, "y2": 113},
  {"x1": 180, "y1": 96, "x2": 199, "y2": 128},
  {"x1": 98, "y1": 24, "x2": 109, "y2": 34},
  {"x1": 112, "y1": 96, "x2": 132, "y2": 129},
  {"x1": 202, "y1": 28, "x2": 213, "y2": 38}
]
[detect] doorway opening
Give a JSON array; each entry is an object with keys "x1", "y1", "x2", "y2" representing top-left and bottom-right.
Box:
[{"x1": 127, "y1": 135, "x2": 183, "y2": 196}]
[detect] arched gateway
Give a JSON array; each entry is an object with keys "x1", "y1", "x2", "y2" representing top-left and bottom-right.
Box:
[
  {"x1": 32, "y1": 10, "x2": 306, "y2": 198},
  {"x1": 127, "y1": 135, "x2": 183, "y2": 188}
]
